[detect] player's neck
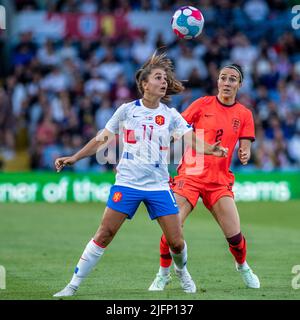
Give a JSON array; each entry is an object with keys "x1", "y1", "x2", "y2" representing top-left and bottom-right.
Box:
[
  {"x1": 142, "y1": 95, "x2": 160, "y2": 109},
  {"x1": 217, "y1": 94, "x2": 236, "y2": 106}
]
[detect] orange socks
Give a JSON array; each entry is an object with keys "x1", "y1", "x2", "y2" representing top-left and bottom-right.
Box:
[
  {"x1": 160, "y1": 234, "x2": 172, "y2": 268},
  {"x1": 227, "y1": 232, "x2": 247, "y2": 264}
]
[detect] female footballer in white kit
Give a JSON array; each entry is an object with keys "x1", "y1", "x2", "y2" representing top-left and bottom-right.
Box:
[{"x1": 53, "y1": 52, "x2": 227, "y2": 297}]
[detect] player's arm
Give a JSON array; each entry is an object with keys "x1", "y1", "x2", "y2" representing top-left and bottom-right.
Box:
[
  {"x1": 238, "y1": 138, "x2": 252, "y2": 165},
  {"x1": 54, "y1": 129, "x2": 114, "y2": 172},
  {"x1": 181, "y1": 97, "x2": 228, "y2": 156},
  {"x1": 172, "y1": 105, "x2": 227, "y2": 157},
  {"x1": 55, "y1": 103, "x2": 127, "y2": 172},
  {"x1": 238, "y1": 109, "x2": 255, "y2": 165},
  {"x1": 183, "y1": 130, "x2": 228, "y2": 157}
]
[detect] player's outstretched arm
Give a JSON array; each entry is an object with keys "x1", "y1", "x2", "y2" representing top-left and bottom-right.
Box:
[
  {"x1": 183, "y1": 130, "x2": 228, "y2": 157},
  {"x1": 54, "y1": 128, "x2": 114, "y2": 172},
  {"x1": 204, "y1": 140, "x2": 228, "y2": 157}
]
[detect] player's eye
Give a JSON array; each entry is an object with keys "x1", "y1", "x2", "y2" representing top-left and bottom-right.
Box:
[{"x1": 229, "y1": 77, "x2": 238, "y2": 83}]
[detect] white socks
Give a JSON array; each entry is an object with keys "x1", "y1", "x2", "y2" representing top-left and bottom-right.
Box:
[
  {"x1": 69, "y1": 239, "x2": 105, "y2": 288},
  {"x1": 159, "y1": 266, "x2": 171, "y2": 276},
  {"x1": 237, "y1": 261, "x2": 250, "y2": 271},
  {"x1": 170, "y1": 241, "x2": 187, "y2": 272}
]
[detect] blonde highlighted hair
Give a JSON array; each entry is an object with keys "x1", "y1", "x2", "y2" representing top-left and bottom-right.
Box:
[{"x1": 135, "y1": 51, "x2": 185, "y2": 103}]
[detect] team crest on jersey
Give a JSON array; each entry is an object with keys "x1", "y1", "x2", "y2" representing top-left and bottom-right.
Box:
[
  {"x1": 232, "y1": 118, "x2": 241, "y2": 132},
  {"x1": 112, "y1": 192, "x2": 122, "y2": 202},
  {"x1": 155, "y1": 115, "x2": 165, "y2": 126}
]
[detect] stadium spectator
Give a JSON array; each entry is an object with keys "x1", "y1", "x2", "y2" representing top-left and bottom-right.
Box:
[
  {"x1": 131, "y1": 30, "x2": 155, "y2": 65},
  {"x1": 96, "y1": 48, "x2": 124, "y2": 84},
  {"x1": 84, "y1": 70, "x2": 110, "y2": 96},
  {"x1": 230, "y1": 33, "x2": 259, "y2": 73},
  {"x1": 176, "y1": 45, "x2": 208, "y2": 80},
  {"x1": 37, "y1": 39, "x2": 60, "y2": 66},
  {"x1": 95, "y1": 98, "x2": 115, "y2": 130},
  {"x1": 12, "y1": 31, "x2": 37, "y2": 66},
  {"x1": 243, "y1": 0, "x2": 269, "y2": 22}
]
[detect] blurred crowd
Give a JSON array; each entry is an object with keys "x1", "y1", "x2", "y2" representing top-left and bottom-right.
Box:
[{"x1": 1, "y1": 0, "x2": 300, "y2": 172}]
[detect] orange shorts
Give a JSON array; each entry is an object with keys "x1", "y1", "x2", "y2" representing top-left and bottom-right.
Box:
[{"x1": 171, "y1": 175, "x2": 234, "y2": 211}]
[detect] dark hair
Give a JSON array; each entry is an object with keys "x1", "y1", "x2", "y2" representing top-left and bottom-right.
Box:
[
  {"x1": 135, "y1": 52, "x2": 185, "y2": 103},
  {"x1": 222, "y1": 63, "x2": 244, "y2": 83}
]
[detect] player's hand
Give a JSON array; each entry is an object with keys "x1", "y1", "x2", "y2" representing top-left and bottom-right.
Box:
[
  {"x1": 211, "y1": 141, "x2": 228, "y2": 157},
  {"x1": 54, "y1": 156, "x2": 77, "y2": 172},
  {"x1": 238, "y1": 148, "x2": 250, "y2": 165}
]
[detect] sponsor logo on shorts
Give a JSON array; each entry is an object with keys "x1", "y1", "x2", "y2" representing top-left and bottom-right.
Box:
[{"x1": 112, "y1": 191, "x2": 123, "y2": 202}]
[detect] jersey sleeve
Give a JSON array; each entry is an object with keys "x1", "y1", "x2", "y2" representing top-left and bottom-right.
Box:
[
  {"x1": 239, "y1": 109, "x2": 255, "y2": 141},
  {"x1": 170, "y1": 108, "x2": 193, "y2": 140},
  {"x1": 105, "y1": 104, "x2": 127, "y2": 134},
  {"x1": 181, "y1": 97, "x2": 204, "y2": 124}
]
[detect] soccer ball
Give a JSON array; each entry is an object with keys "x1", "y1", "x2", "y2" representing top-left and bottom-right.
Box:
[{"x1": 171, "y1": 6, "x2": 204, "y2": 40}]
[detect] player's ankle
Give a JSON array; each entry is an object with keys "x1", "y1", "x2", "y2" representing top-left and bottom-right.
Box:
[{"x1": 159, "y1": 266, "x2": 171, "y2": 276}]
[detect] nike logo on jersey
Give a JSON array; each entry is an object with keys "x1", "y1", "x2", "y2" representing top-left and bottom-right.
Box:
[
  {"x1": 204, "y1": 114, "x2": 214, "y2": 117},
  {"x1": 133, "y1": 115, "x2": 140, "y2": 118}
]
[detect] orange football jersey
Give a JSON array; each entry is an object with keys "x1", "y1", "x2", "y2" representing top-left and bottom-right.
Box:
[{"x1": 177, "y1": 96, "x2": 255, "y2": 184}]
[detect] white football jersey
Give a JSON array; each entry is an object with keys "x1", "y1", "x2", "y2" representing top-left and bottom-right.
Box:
[{"x1": 105, "y1": 99, "x2": 192, "y2": 190}]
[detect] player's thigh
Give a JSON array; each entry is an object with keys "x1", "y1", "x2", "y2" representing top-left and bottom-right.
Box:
[
  {"x1": 174, "y1": 193, "x2": 193, "y2": 224},
  {"x1": 210, "y1": 196, "x2": 240, "y2": 238},
  {"x1": 157, "y1": 214, "x2": 184, "y2": 252},
  {"x1": 94, "y1": 207, "x2": 127, "y2": 245}
]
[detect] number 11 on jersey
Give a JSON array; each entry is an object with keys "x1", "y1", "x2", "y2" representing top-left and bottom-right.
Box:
[{"x1": 142, "y1": 124, "x2": 154, "y2": 141}]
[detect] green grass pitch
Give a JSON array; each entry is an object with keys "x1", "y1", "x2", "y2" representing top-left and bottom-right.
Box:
[{"x1": 0, "y1": 200, "x2": 299, "y2": 300}]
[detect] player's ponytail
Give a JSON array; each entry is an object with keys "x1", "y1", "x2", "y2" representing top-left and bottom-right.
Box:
[{"x1": 135, "y1": 51, "x2": 185, "y2": 103}]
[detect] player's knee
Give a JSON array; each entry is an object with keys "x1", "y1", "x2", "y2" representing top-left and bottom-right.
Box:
[
  {"x1": 168, "y1": 238, "x2": 184, "y2": 253},
  {"x1": 94, "y1": 227, "x2": 116, "y2": 246}
]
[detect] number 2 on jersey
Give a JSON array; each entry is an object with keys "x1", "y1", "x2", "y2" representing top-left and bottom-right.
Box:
[{"x1": 215, "y1": 129, "x2": 223, "y2": 142}]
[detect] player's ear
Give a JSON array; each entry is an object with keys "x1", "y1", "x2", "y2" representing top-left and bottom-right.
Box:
[
  {"x1": 142, "y1": 79, "x2": 148, "y2": 91},
  {"x1": 217, "y1": 77, "x2": 222, "y2": 89}
]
